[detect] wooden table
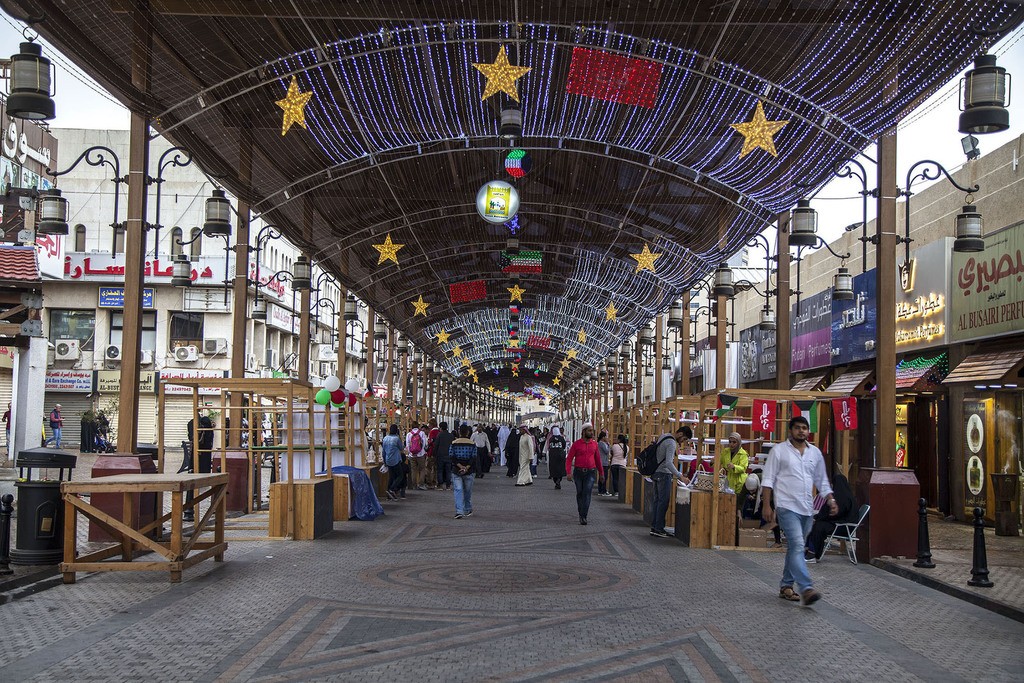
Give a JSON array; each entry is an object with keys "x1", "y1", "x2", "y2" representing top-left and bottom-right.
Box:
[{"x1": 60, "y1": 473, "x2": 229, "y2": 584}]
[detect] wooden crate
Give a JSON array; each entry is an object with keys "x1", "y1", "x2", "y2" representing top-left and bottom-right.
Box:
[
  {"x1": 674, "y1": 489, "x2": 736, "y2": 548},
  {"x1": 268, "y1": 482, "x2": 291, "y2": 538},
  {"x1": 333, "y1": 474, "x2": 351, "y2": 522},
  {"x1": 269, "y1": 478, "x2": 334, "y2": 539}
]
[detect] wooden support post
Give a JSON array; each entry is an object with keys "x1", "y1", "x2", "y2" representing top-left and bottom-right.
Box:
[
  {"x1": 775, "y1": 210, "x2": 792, "y2": 390},
  {"x1": 876, "y1": 128, "x2": 898, "y2": 468},
  {"x1": 228, "y1": 134, "x2": 252, "y2": 447},
  {"x1": 116, "y1": 3, "x2": 152, "y2": 453}
]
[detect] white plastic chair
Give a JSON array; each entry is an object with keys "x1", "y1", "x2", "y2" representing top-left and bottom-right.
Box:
[{"x1": 822, "y1": 504, "x2": 870, "y2": 564}]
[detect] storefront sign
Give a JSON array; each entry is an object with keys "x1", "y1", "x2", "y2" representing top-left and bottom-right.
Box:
[
  {"x1": 98, "y1": 287, "x2": 155, "y2": 309},
  {"x1": 739, "y1": 325, "x2": 777, "y2": 384},
  {"x1": 183, "y1": 288, "x2": 231, "y2": 313},
  {"x1": 98, "y1": 370, "x2": 155, "y2": 394},
  {"x1": 267, "y1": 303, "x2": 298, "y2": 333},
  {"x1": 963, "y1": 398, "x2": 990, "y2": 512},
  {"x1": 895, "y1": 239, "x2": 952, "y2": 350},
  {"x1": 0, "y1": 345, "x2": 14, "y2": 369},
  {"x1": 831, "y1": 269, "x2": 877, "y2": 365},
  {"x1": 3, "y1": 119, "x2": 54, "y2": 168},
  {"x1": 159, "y1": 369, "x2": 226, "y2": 395},
  {"x1": 613, "y1": 383, "x2": 633, "y2": 392},
  {"x1": 247, "y1": 261, "x2": 288, "y2": 301},
  {"x1": 791, "y1": 289, "x2": 832, "y2": 372},
  {"x1": 64, "y1": 253, "x2": 229, "y2": 285},
  {"x1": 44, "y1": 369, "x2": 93, "y2": 393},
  {"x1": 34, "y1": 228, "x2": 65, "y2": 280},
  {"x1": 690, "y1": 337, "x2": 712, "y2": 377},
  {"x1": 951, "y1": 223, "x2": 1024, "y2": 343}
]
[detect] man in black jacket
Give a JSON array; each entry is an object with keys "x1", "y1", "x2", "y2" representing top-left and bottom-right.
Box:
[
  {"x1": 433, "y1": 421, "x2": 455, "y2": 491},
  {"x1": 183, "y1": 412, "x2": 215, "y2": 522},
  {"x1": 504, "y1": 425, "x2": 520, "y2": 478}
]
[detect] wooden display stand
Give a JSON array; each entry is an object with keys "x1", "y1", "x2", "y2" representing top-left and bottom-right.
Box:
[
  {"x1": 333, "y1": 474, "x2": 352, "y2": 521},
  {"x1": 60, "y1": 473, "x2": 228, "y2": 584},
  {"x1": 675, "y1": 489, "x2": 736, "y2": 548},
  {"x1": 269, "y1": 478, "x2": 334, "y2": 539}
]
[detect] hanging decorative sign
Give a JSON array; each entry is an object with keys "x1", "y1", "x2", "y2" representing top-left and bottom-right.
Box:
[
  {"x1": 449, "y1": 280, "x2": 487, "y2": 303},
  {"x1": 831, "y1": 397, "x2": 858, "y2": 430},
  {"x1": 504, "y1": 149, "x2": 532, "y2": 178},
  {"x1": 476, "y1": 180, "x2": 519, "y2": 223},
  {"x1": 751, "y1": 399, "x2": 776, "y2": 433},
  {"x1": 500, "y1": 250, "x2": 542, "y2": 273}
]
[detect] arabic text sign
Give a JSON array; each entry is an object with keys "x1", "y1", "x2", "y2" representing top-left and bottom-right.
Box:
[
  {"x1": 268, "y1": 303, "x2": 298, "y2": 333},
  {"x1": 831, "y1": 269, "x2": 877, "y2": 365},
  {"x1": 64, "y1": 253, "x2": 227, "y2": 283},
  {"x1": 98, "y1": 287, "x2": 155, "y2": 309},
  {"x1": 159, "y1": 369, "x2": 226, "y2": 395},
  {"x1": 895, "y1": 239, "x2": 951, "y2": 351},
  {"x1": 791, "y1": 289, "x2": 832, "y2": 371},
  {"x1": 950, "y1": 223, "x2": 1024, "y2": 343},
  {"x1": 98, "y1": 370, "x2": 155, "y2": 394},
  {"x1": 45, "y1": 369, "x2": 93, "y2": 393},
  {"x1": 739, "y1": 325, "x2": 777, "y2": 383}
]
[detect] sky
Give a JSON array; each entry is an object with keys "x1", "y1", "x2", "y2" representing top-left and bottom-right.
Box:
[{"x1": 1, "y1": 15, "x2": 1022, "y2": 251}]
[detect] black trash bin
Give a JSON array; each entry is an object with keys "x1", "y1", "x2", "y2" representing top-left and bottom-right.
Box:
[{"x1": 11, "y1": 447, "x2": 77, "y2": 565}]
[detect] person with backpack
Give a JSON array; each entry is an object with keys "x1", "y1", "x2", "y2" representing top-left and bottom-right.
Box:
[
  {"x1": 565, "y1": 424, "x2": 603, "y2": 525},
  {"x1": 544, "y1": 426, "x2": 567, "y2": 489},
  {"x1": 641, "y1": 428, "x2": 688, "y2": 538},
  {"x1": 449, "y1": 424, "x2": 478, "y2": 518},
  {"x1": 406, "y1": 423, "x2": 428, "y2": 490}
]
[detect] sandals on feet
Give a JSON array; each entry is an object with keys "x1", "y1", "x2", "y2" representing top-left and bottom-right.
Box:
[{"x1": 778, "y1": 586, "x2": 800, "y2": 602}]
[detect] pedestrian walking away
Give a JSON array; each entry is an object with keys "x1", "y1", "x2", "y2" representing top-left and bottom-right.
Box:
[
  {"x1": 406, "y1": 423, "x2": 428, "y2": 490},
  {"x1": 472, "y1": 423, "x2": 492, "y2": 478},
  {"x1": 504, "y1": 424, "x2": 520, "y2": 478},
  {"x1": 650, "y1": 428, "x2": 688, "y2": 538},
  {"x1": 382, "y1": 424, "x2": 407, "y2": 501},
  {"x1": 433, "y1": 421, "x2": 455, "y2": 490},
  {"x1": 449, "y1": 424, "x2": 478, "y2": 518},
  {"x1": 545, "y1": 426, "x2": 567, "y2": 489},
  {"x1": 425, "y1": 418, "x2": 440, "y2": 489},
  {"x1": 565, "y1": 424, "x2": 603, "y2": 525},
  {"x1": 761, "y1": 416, "x2": 839, "y2": 606},
  {"x1": 608, "y1": 434, "x2": 628, "y2": 497},
  {"x1": 515, "y1": 424, "x2": 534, "y2": 486},
  {"x1": 44, "y1": 403, "x2": 64, "y2": 448},
  {"x1": 597, "y1": 430, "x2": 612, "y2": 496}
]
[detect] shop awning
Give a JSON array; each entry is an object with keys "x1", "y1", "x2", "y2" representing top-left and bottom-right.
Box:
[
  {"x1": 896, "y1": 353, "x2": 949, "y2": 391},
  {"x1": 792, "y1": 372, "x2": 829, "y2": 391},
  {"x1": 942, "y1": 349, "x2": 1024, "y2": 386},
  {"x1": 825, "y1": 368, "x2": 875, "y2": 395}
]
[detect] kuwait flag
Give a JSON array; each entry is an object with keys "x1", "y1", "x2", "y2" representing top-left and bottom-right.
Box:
[
  {"x1": 792, "y1": 400, "x2": 818, "y2": 432},
  {"x1": 565, "y1": 47, "x2": 663, "y2": 109},
  {"x1": 500, "y1": 250, "x2": 543, "y2": 274},
  {"x1": 712, "y1": 393, "x2": 739, "y2": 422}
]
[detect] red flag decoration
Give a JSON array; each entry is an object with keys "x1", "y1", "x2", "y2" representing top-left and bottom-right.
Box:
[
  {"x1": 751, "y1": 399, "x2": 777, "y2": 433},
  {"x1": 449, "y1": 279, "x2": 487, "y2": 303},
  {"x1": 565, "y1": 47, "x2": 663, "y2": 109},
  {"x1": 832, "y1": 397, "x2": 858, "y2": 431},
  {"x1": 792, "y1": 400, "x2": 818, "y2": 433},
  {"x1": 526, "y1": 334, "x2": 551, "y2": 350}
]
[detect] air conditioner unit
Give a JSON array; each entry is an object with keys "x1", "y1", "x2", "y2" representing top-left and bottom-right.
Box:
[
  {"x1": 55, "y1": 339, "x2": 81, "y2": 360},
  {"x1": 245, "y1": 354, "x2": 258, "y2": 372},
  {"x1": 104, "y1": 344, "x2": 123, "y2": 362},
  {"x1": 175, "y1": 345, "x2": 199, "y2": 362},
  {"x1": 317, "y1": 346, "x2": 337, "y2": 362},
  {"x1": 140, "y1": 349, "x2": 154, "y2": 365},
  {"x1": 265, "y1": 348, "x2": 279, "y2": 368},
  {"x1": 203, "y1": 338, "x2": 228, "y2": 355}
]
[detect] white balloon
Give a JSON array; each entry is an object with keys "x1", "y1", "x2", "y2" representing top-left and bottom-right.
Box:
[
  {"x1": 344, "y1": 378, "x2": 361, "y2": 393},
  {"x1": 324, "y1": 376, "x2": 341, "y2": 392}
]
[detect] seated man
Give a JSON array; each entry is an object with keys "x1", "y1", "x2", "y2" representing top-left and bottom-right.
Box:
[{"x1": 805, "y1": 473, "x2": 857, "y2": 561}]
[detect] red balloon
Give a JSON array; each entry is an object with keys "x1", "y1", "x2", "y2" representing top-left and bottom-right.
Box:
[
  {"x1": 330, "y1": 389, "x2": 346, "y2": 405},
  {"x1": 347, "y1": 392, "x2": 359, "y2": 407}
]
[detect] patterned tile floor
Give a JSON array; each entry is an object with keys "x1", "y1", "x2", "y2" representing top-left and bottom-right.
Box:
[{"x1": 1, "y1": 467, "x2": 1021, "y2": 682}]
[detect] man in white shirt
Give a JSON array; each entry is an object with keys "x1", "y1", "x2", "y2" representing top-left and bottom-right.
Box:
[
  {"x1": 471, "y1": 424, "x2": 492, "y2": 478},
  {"x1": 762, "y1": 415, "x2": 838, "y2": 606}
]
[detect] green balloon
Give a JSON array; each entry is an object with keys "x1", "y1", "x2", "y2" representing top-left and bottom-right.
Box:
[{"x1": 315, "y1": 389, "x2": 332, "y2": 405}]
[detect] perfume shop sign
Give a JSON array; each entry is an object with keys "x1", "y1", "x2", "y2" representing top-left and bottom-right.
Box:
[
  {"x1": 950, "y1": 223, "x2": 1024, "y2": 343},
  {"x1": 896, "y1": 239, "x2": 952, "y2": 351}
]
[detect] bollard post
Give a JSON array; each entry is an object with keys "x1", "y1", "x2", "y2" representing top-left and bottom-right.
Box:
[
  {"x1": 967, "y1": 507, "x2": 993, "y2": 587},
  {"x1": 0, "y1": 493, "x2": 13, "y2": 575},
  {"x1": 913, "y1": 497, "x2": 935, "y2": 568}
]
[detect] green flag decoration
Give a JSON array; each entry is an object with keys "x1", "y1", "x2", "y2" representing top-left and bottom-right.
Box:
[
  {"x1": 792, "y1": 399, "x2": 818, "y2": 432},
  {"x1": 713, "y1": 393, "x2": 739, "y2": 422}
]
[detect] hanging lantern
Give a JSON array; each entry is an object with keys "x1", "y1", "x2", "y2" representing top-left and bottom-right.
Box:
[
  {"x1": 171, "y1": 254, "x2": 193, "y2": 287},
  {"x1": 953, "y1": 204, "x2": 985, "y2": 253},
  {"x1": 605, "y1": 354, "x2": 617, "y2": 370},
  {"x1": 713, "y1": 263, "x2": 735, "y2": 297},
  {"x1": 203, "y1": 189, "x2": 232, "y2": 237},
  {"x1": 344, "y1": 294, "x2": 359, "y2": 321},
  {"x1": 374, "y1": 317, "x2": 386, "y2": 341},
  {"x1": 790, "y1": 199, "x2": 818, "y2": 247},
  {"x1": 959, "y1": 55, "x2": 1010, "y2": 135},
  {"x1": 667, "y1": 298, "x2": 684, "y2": 329},
  {"x1": 504, "y1": 148, "x2": 532, "y2": 177},
  {"x1": 36, "y1": 189, "x2": 68, "y2": 235},
  {"x1": 413, "y1": 349, "x2": 423, "y2": 364},
  {"x1": 251, "y1": 293, "x2": 267, "y2": 321},
  {"x1": 397, "y1": 334, "x2": 409, "y2": 356},
  {"x1": 619, "y1": 341, "x2": 631, "y2": 360},
  {"x1": 6, "y1": 40, "x2": 55, "y2": 121},
  {"x1": 832, "y1": 267, "x2": 854, "y2": 301},
  {"x1": 689, "y1": 345, "x2": 697, "y2": 360},
  {"x1": 500, "y1": 106, "x2": 523, "y2": 139},
  {"x1": 589, "y1": 370, "x2": 598, "y2": 381},
  {"x1": 291, "y1": 255, "x2": 312, "y2": 290},
  {"x1": 661, "y1": 353, "x2": 672, "y2": 370},
  {"x1": 638, "y1": 324, "x2": 654, "y2": 346},
  {"x1": 506, "y1": 237, "x2": 520, "y2": 255},
  {"x1": 599, "y1": 362, "x2": 608, "y2": 377},
  {"x1": 759, "y1": 306, "x2": 776, "y2": 331},
  {"x1": 645, "y1": 366, "x2": 654, "y2": 377}
]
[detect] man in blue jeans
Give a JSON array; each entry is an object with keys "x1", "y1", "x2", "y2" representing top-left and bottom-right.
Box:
[
  {"x1": 762, "y1": 415, "x2": 838, "y2": 606},
  {"x1": 650, "y1": 428, "x2": 688, "y2": 538},
  {"x1": 44, "y1": 403, "x2": 63, "y2": 448},
  {"x1": 448, "y1": 425, "x2": 477, "y2": 519}
]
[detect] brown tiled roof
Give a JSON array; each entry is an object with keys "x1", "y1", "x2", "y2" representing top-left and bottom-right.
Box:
[
  {"x1": 826, "y1": 369, "x2": 874, "y2": 394},
  {"x1": 943, "y1": 350, "x2": 1024, "y2": 385},
  {"x1": 0, "y1": 245, "x2": 40, "y2": 284},
  {"x1": 792, "y1": 372, "x2": 828, "y2": 391}
]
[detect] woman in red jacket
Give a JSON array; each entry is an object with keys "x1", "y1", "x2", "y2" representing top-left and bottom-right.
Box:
[{"x1": 566, "y1": 424, "x2": 604, "y2": 525}]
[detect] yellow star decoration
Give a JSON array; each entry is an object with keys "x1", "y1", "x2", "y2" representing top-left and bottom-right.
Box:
[
  {"x1": 552, "y1": 377, "x2": 560, "y2": 386},
  {"x1": 435, "y1": 329, "x2": 451, "y2": 345},
  {"x1": 630, "y1": 244, "x2": 661, "y2": 273},
  {"x1": 275, "y1": 76, "x2": 314, "y2": 136},
  {"x1": 512, "y1": 368, "x2": 520, "y2": 377},
  {"x1": 729, "y1": 100, "x2": 789, "y2": 158},
  {"x1": 452, "y1": 345, "x2": 463, "y2": 357},
  {"x1": 472, "y1": 45, "x2": 531, "y2": 103},
  {"x1": 507, "y1": 339, "x2": 521, "y2": 349},
  {"x1": 411, "y1": 295, "x2": 430, "y2": 317},
  {"x1": 372, "y1": 233, "x2": 405, "y2": 266},
  {"x1": 576, "y1": 329, "x2": 587, "y2": 344},
  {"x1": 560, "y1": 359, "x2": 570, "y2": 370},
  {"x1": 507, "y1": 283, "x2": 526, "y2": 302},
  {"x1": 488, "y1": 385, "x2": 495, "y2": 392},
  {"x1": 566, "y1": 348, "x2": 578, "y2": 360},
  {"x1": 461, "y1": 356, "x2": 471, "y2": 368},
  {"x1": 605, "y1": 301, "x2": 618, "y2": 322}
]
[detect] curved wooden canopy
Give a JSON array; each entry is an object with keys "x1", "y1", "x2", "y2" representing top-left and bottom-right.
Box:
[{"x1": 9, "y1": 0, "x2": 1020, "y2": 392}]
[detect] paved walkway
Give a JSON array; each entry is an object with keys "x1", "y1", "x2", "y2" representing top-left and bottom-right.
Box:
[{"x1": 1, "y1": 468, "x2": 1021, "y2": 682}]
